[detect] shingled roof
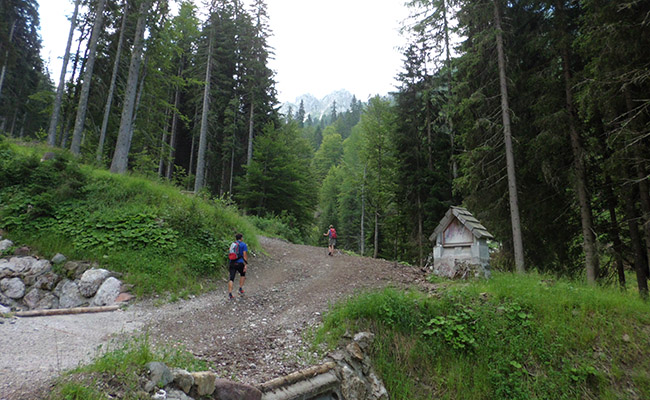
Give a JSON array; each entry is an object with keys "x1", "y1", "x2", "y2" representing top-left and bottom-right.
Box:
[{"x1": 429, "y1": 206, "x2": 494, "y2": 242}]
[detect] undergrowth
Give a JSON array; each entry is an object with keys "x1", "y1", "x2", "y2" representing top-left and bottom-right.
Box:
[
  {"x1": 316, "y1": 273, "x2": 650, "y2": 399},
  {"x1": 46, "y1": 335, "x2": 208, "y2": 400},
  {"x1": 0, "y1": 140, "x2": 260, "y2": 296}
]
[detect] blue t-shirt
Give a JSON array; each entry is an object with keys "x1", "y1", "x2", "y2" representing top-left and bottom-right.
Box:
[{"x1": 235, "y1": 240, "x2": 248, "y2": 263}]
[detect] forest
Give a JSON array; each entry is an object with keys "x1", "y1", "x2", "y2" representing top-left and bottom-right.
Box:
[{"x1": 1, "y1": 0, "x2": 649, "y2": 296}]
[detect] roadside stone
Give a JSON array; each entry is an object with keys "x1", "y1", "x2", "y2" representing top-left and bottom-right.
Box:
[
  {"x1": 166, "y1": 389, "x2": 194, "y2": 400},
  {"x1": 115, "y1": 292, "x2": 135, "y2": 303},
  {"x1": 23, "y1": 287, "x2": 42, "y2": 309},
  {"x1": 172, "y1": 368, "x2": 194, "y2": 394},
  {"x1": 36, "y1": 292, "x2": 58, "y2": 310},
  {"x1": 57, "y1": 280, "x2": 87, "y2": 308},
  {"x1": 213, "y1": 379, "x2": 262, "y2": 400},
  {"x1": 79, "y1": 268, "x2": 112, "y2": 297},
  {"x1": 145, "y1": 362, "x2": 174, "y2": 392},
  {"x1": 51, "y1": 253, "x2": 67, "y2": 264},
  {"x1": 35, "y1": 272, "x2": 61, "y2": 291},
  {"x1": 0, "y1": 239, "x2": 13, "y2": 251},
  {"x1": 14, "y1": 246, "x2": 30, "y2": 256},
  {"x1": 92, "y1": 277, "x2": 121, "y2": 306},
  {"x1": 29, "y1": 259, "x2": 52, "y2": 276},
  {"x1": 0, "y1": 304, "x2": 10, "y2": 314},
  {"x1": 191, "y1": 371, "x2": 217, "y2": 396},
  {"x1": 1, "y1": 277, "x2": 26, "y2": 299},
  {"x1": 9, "y1": 257, "x2": 33, "y2": 274}
]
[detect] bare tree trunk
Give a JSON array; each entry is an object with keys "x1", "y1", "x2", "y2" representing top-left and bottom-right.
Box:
[
  {"x1": 131, "y1": 52, "x2": 149, "y2": 127},
  {"x1": 373, "y1": 209, "x2": 379, "y2": 259},
  {"x1": 604, "y1": 176, "x2": 626, "y2": 288},
  {"x1": 194, "y1": 23, "x2": 214, "y2": 192},
  {"x1": 48, "y1": 0, "x2": 81, "y2": 147},
  {"x1": 166, "y1": 64, "x2": 183, "y2": 180},
  {"x1": 417, "y1": 193, "x2": 424, "y2": 267},
  {"x1": 360, "y1": 165, "x2": 366, "y2": 256},
  {"x1": 97, "y1": 1, "x2": 128, "y2": 163},
  {"x1": 556, "y1": 8, "x2": 599, "y2": 282},
  {"x1": 0, "y1": 20, "x2": 16, "y2": 101},
  {"x1": 247, "y1": 99, "x2": 254, "y2": 167},
  {"x1": 494, "y1": 0, "x2": 525, "y2": 273},
  {"x1": 442, "y1": 0, "x2": 457, "y2": 180},
  {"x1": 110, "y1": 0, "x2": 150, "y2": 174},
  {"x1": 625, "y1": 183, "x2": 649, "y2": 299},
  {"x1": 71, "y1": 0, "x2": 107, "y2": 155}
]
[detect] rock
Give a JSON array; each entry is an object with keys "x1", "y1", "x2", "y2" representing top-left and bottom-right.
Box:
[
  {"x1": 166, "y1": 389, "x2": 194, "y2": 400},
  {"x1": 340, "y1": 365, "x2": 367, "y2": 399},
  {"x1": 23, "y1": 288, "x2": 42, "y2": 309},
  {"x1": 62, "y1": 261, "x2": 95, "y2": 279},
  {"x1": 191, "y1": 371, "x2": 217, "y2": 396},
  {"x1": 0, "y1": 304, "x2": 10, "y2": 314},
  {"x1": 14, "y1": 246, "x2": 30, "y2": 256},
  {"x1": 1, "y1": 277, "x2": 26, "y2": 299},
  {"x1": 51, "y1": 253, "x2": 67, "y2": 264},
  {"x1": 354, "y1": 332, "x2": 375, "y2": 351},
  {"x1": 36, "y1": 292, "x2": 58, "y2": 310},
  {"x1": 92, "y1": 277, "x2": 122, "y2": 306},
  {"x1": 35, "y1": 272, "x2": 61, "y2": 291},
  {"x1": 79, "y1": 268, "x2": 112, "y2": 297},
  {"x1": 213, "y1": 379, "x2": 262, "y2": 400},
  {"x1": 115, "y1": 292, "x2": 135, "y2": 303},
  {"x1": 57, "y1": 280, "x2": 87, "y2": 308},
  {"x1": 145, "y1": 362, "x2": 174, "y2": 392},
  {"x1": 346, "y1": 342, "x2": 364, "y2": 362},
  {"x1": 8, "y1": 257, "x2": 33, "y2": 275},
  {"x1": 172, "y1": 368, "x2": 194, "y2": 394},
  {"x1": 29, "y1": 259, "x2": 52, "y2": 276},
  {"x1": 0, "y1": 239, "x2": 13, "y2": 251}
]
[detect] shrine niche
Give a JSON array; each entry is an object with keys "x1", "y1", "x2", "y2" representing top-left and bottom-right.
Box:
[{"x1": 429, "y1": 207, "x2": 494, "y2": 279}]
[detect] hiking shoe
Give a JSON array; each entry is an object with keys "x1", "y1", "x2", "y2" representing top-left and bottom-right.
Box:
[
  {"x1": 228, "y1": 292, "x2": 234, "y2": 300},
  {"x1": 238, "y1": 287, "x2": 244, "y2": 296}
]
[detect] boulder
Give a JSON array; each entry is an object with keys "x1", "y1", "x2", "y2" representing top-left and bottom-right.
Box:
[
  {"x1": 213, "y1": 379, "x2": 262, "y2": 400},
  {"x1": 51, "y1": 253, "x2": 67, "y2": 264},
  {"x1": 36, "y1": 292, "x2": 58, "y2": 310},
  {"x1": 35, "y1": 272, "x2": 61, "y2": 291},
  {"x1": 92, "y1": 277, "x2": 121, "y2": 306},
  {"x1": 0, "y1": 239, "x2": 13, "y2": 252},
  {"x1": 23, "y1": 287, "x2": 42, "y2": 309},
  {"x1": 172, "y1": 368, "x2": 194, "y2": 394},
  {"x1": 145, "y1": 362, "x2": 174, "y2": 392},
  {"x1": 1, "y1": 277, "x2": 26, "y2": 299},
  {"x1": 0, "y1": 304, "x2": 10, "y2": 314},
  {"x1": 79, "y1": 268, "x2": 112, "y2": 297},
  {"x1": 57, "y1": 280, "x2": 87, "y2": 308},
  {"x1": 14, "y1": 246, "x2": 30, "y2": 256},
  {"x1": 191, "y1": 371, "x2": 217, "y2": 396},
  {"x1": 166, "y1": 389, "x2": 193, "y2": 400}
]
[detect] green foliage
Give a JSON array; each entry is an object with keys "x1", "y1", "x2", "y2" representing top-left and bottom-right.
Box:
[
  {"x1": 317, "y1": 273, "x2": 650, "y2": 399},
  {"x1": 0, "y1": 142, "x2": 259, "y2": 296},
  {"x1": 47, "y1": 335, "x2": 209, "y2": 400}
]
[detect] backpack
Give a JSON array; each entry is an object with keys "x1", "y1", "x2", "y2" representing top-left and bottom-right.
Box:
[
  {"x1": 228, "y1": 241, "x2": 240, "y2": 260},
  {"x1": 330, "y1": 228, "x2": 337, "y2": 239}
]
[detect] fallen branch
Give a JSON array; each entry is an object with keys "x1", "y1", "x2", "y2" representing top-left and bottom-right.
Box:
[
  {"x1": 15, "y1": 305, "x2": 121, "y2": 317},
  {"x1": 258, "y1": 361, "x2": 336, "y2": 392}
]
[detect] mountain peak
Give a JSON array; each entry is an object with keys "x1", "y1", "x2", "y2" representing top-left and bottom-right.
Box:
[{"x1": 281, "y1": 90, "x2": 355, "y2": 120}]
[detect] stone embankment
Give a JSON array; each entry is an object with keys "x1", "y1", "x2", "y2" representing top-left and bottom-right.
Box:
[
  {"x1": 135, "y1": 332, "x2": 387, "y2": 400},
  {"x1": 0, "y1": 237, "x2": 131, "y2": 316}
]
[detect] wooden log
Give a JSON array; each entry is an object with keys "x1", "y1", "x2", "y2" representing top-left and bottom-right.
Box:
[
  {"x1": 15, "y1": 305, "x2": 120, "y2": 317},
  {"x1": 258, "y1": 361, "x2": 336, "y2": 392}
]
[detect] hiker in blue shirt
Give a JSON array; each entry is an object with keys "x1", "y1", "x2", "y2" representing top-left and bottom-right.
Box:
[{"x1": 228, "y1": 233, "x2": 248, "y2": 299}]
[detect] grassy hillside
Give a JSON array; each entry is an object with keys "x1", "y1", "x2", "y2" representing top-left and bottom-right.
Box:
[
  {"x1": 316, "y1": 273, "x2": 650, "y2": 399},
  {"x1": 0, "y1": 138, "x2": 263, "y2": 296}
]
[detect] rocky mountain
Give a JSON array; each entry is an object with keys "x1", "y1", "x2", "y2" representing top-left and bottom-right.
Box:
[{"x1": 280, "y1": 90, "x2": 356, "y2": 121}]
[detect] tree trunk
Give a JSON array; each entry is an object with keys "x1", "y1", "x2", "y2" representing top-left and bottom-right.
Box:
[
  {"x1": 48, "y1": 0, "x2": 81, "y2": 147},
  {"x1": 604, "y1": 176, "x2": 626, "y2": 289},
  {"x1": 0, "y1": 20, "x2": 16, "y2": 101},
  {"x1": 494, "y1": 0, "x2": 525, "y2": 273},
  {"x1": 442, "y1": 0, "x2": 457, "y2": 180},
  {"x1": 194, "y1": 24, "x2": 214, "y2": 192},
  {"x1": 71, "y1": 0, "x2": 107, "y2": 155},
  {"x1": 624, "y1": 183, "x2": 649, "y2": 299},
  {"x1": 247, "y1": 99, "x2": 254, "y2": 167},
  {"x1": 373, "y1": 209, "x2": 379, "y2": 259},
  {"x1": 110, "y1": 0, "x2": 150, "y2": 174},
  {"x1": 166, "y1": 64, "x2": 183, "y2": 180},
  {"x1": 556, "y1": 9, "x2": 599, "y2": 282},
  {"x1": 360, "y1": 165, "x2": 366, "y2": 256},
  {"x1": 417, "y1": 193, "x2": 424, "y2": 268},
  {"x1": 97, "y1": 1, "x2": 128, "y2": 163}
]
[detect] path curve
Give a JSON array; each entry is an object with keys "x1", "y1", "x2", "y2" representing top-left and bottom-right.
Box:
[{"x1": 0, "y1": 236, "x2": 426, "y2": 399}]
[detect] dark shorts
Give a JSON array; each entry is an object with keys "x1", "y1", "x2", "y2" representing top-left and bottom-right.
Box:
[
  {"x1": 328, "y1": 238, "x2": 336, "y2": 246},
  {"x1": 229, "y1": 261, "x2": 245, "y2": 281}
]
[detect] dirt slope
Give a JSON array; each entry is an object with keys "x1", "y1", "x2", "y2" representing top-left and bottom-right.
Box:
[{"x1": 0, "y1": 236, "x2": 426, "y2": 399}]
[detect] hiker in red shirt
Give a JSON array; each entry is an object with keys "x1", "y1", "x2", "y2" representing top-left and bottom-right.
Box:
[{"x1": 323, "y1": 225, "x2": 337, "y2": 256}]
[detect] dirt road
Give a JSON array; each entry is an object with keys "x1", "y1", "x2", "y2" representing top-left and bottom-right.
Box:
[{"x1": 0, "y1": 236, "x2": 426, "y2": 399}]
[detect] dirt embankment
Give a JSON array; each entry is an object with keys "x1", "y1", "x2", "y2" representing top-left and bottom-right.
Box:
[{"x1": 0, "y1": 236, "x2": 427, "y2": 400}]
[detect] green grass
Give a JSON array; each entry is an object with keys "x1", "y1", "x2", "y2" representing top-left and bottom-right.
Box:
[
  {"x1": 0, "y1": 139, "x2": 261, "y2": 296},
  {"x1": 46, "y1": 335, "x2": 209, "y2": 400},
  {"x1": 315, "y1": 272, "x2": 650, "y2": 399}
]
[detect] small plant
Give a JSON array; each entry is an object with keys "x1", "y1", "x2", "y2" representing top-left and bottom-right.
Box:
[{"x1": 422, "y1": 306, "x2": 477, "y2": 351}]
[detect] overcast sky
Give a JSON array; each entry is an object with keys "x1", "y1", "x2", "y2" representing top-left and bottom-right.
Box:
[{"x1": 39, "y1": 0, "x2": 409, "y2": 104}]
